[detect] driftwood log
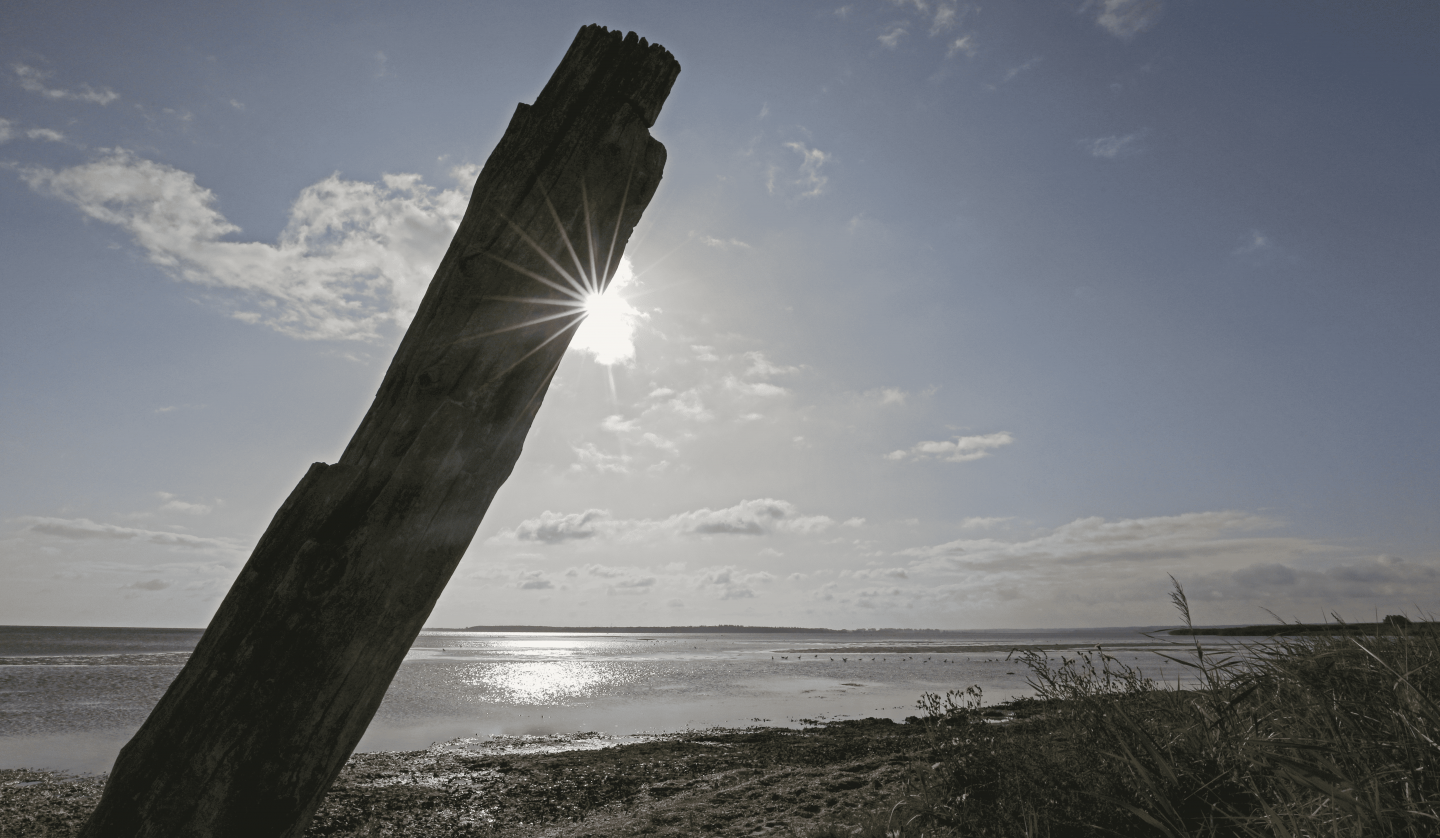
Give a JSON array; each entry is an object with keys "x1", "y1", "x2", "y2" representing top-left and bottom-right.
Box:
[{"x1": 80, "y1": 25, "x2": 679, "y2": 838}]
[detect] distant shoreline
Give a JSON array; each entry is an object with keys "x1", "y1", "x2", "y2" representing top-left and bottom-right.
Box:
[
  {"x1": 438, "y1": 625, "x2": 948, "y2": 634},
  {"x1": 1169, "y1": 621, "x2": 1431, "y2": 636},
  {"x1": 430, "y1": 625, "x2": 1174, "y2": 634}
]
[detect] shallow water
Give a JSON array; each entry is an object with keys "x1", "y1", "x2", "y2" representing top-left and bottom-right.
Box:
[{"x1": 0, "y1": 625, "x2": 1216, "y2": 772}]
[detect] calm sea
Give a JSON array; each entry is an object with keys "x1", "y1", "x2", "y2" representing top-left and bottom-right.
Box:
[{"x1": 0, "y1": 624, "x2": 1207, "y2": 772}]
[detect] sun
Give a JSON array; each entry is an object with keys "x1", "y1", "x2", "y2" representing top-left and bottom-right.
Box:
[
  {"x1": 571, "y1": 256, "x2": 642, "y2": 366},
  {"x1": 469, "y1": 186, "x2": 646, "y2": 369}
]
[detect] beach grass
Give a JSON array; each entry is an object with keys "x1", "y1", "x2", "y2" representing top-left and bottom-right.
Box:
[{"x1": 864, "y1": 581, "x2": 1439, "y2": 837}]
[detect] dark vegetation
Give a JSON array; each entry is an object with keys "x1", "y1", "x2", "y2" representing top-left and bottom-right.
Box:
[
  {"x1": 4, "y1": 586, "x2": 1434, "y2": 837},
  {"x1": 1170, "y1": 614, "x2": 1430, "y2": 636}
]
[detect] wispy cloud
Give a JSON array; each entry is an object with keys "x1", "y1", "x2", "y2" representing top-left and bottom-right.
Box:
[
  {"x1": 1232, "y1": 229, "x2": 1278, "y2": 257},
  {"x1": 21, "y1": 150, "x2": 470, "y2": 340},
  {"x1": 1089, "y1": 0, "x2": 1163, "y2": 40},
  {"x1": 699, "y1": 235, "x2": 752, "y2": 250},
  {"x1": 1000, "y1": 57, "x2": 1042, "y2": 84},
  {"x1": 156, "y1": 492, "x2": 215, "y2": 516},
  {"x1": 743, "y1": 351, "x2": 800, "y2": 378},
  {"x1": 960, "y1": 516, "x2": 1012, "y2": 529},
  {"x1": 897, "y1": 511, "x2": 1285, "y2": 566},
  {"x1": 22, "y1": 516, "x2": 245, "y2": 553},
  {"x1": 13, "y1": 64, "x2": 119, "y2": 105},
  {"x1": 782, "y1": 142, "x2": 831, "y2": 197},
  {"x1": 1085, "y1": 130, "x2": 1146, "y2": 159},
  {"x1": 878, "y1": 25, "x2": 907, "y2": 49},
  {"x1": 725, "y1": 376, "x2": 789, "y2": 398},
  {"x1": 864, "y1": 387, "x2": 909, "y2": 406},
  {"x1": 25, "y1": 128, "x2": 67, "y2": 143},
  {"x1": 946, "y1": 35, "x2": 977, "y2": 58},
  {"x1": 886, "y1": 431, "x2": 1014, "y2": 463},
  {"x1": 930, "y1": 3, "x2": 960, "y2": 34},
  {"x1": 0, "y1": 120, "x2": 72, "y2": 144}
]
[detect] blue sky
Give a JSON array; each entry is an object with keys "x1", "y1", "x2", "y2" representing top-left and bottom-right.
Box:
[{"x1": 3, "y1": 1, "x2": 1437, "y2": 629}]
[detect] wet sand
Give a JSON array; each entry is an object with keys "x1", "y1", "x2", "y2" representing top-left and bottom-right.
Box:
[{"x1": 2, "y1": 718, "x2": 944, "y2": 837}]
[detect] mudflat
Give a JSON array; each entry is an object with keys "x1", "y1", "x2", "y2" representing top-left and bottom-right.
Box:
[{"x1": 1, "y1": 717, "x2": 942, "y2": 837}]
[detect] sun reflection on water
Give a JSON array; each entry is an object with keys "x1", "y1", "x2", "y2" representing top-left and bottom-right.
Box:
[{"x1": 462, "y1": 661, "x2": 617, "y2": 705}]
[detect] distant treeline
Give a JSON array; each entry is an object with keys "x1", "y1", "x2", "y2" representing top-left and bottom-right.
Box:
[
  {"x1": 445, "y1": 625, "x2": 953, "y2": 634},
  {"x1": 1170, "y1": 615, "x2": 1427, "y2": 636}
]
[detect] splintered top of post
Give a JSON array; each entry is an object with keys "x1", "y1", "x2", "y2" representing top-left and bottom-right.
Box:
[{"x1": 533, "y1": 24, "x2": 681, "y2": 128}]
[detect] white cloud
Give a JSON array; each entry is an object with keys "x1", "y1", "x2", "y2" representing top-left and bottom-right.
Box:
[
  {"x1": 1086, "y1": 131, "x2": 1146, "y2": 159},
  {"x1": 499, "y1": 498, "x2": 835, "y2": 545},
  {"x1": 516, "y1": 570, "x2": 554, "y2": 590},
  {"x1": 22, "y1": 150, "x2": 469, "y2": 340},
  {"x1": 847, "y1": 567, "x2": 909, "y2": 580},
  {"x1": 22, "y1": 516, "x2": 244, "y2": 553},
  {"x1": 0, "y1": 118, "x2": 13, "y2": 143},
  {"x1": 601, "y1": 414, "x2": 637, "y2": 434},
  {"x1": 725, "y1": 375, "x2": 788, "y2": 398},
  {"x1": 697, "y1": 565, "x2": 774, "y2": 600},
  {"x1": 13, "y1": 64, "x2": 118, "y2": 105},
  {"x1": 1001, "y1": 57, "x2": 1042, "y2": 83},
  {"x1": 1090, "y1": 0, "x2": 1163, "y2": 40},
  {"x1": 930, "y1": 4, "x2": 958, "y2": 34},
  {"x1": 570, "y1": 443, "x2": 632, "y2": 474},
  {"x1": 960, "y1": 516, "x2": 1012, "y2": 529},
  {"x1": 677, "y1": 499, "x2": 828, "y2": 536},
  {"x1": 509, "y1": 509, "x2": 612, "y2": 544},
  {"x1": 652, "y1": 388, "x2": 712, "y2": 421},
  {"x1": 887, "y1": 430, "x2": 1014, "y2": 462},
  {"x1": 699, "y1": 235, "x2": 752, "y2": 250},
  {"x1": 156, "y1": 492, "x2": 214, "y2": 516},
  {"x1": 878, "y1": 25, "x2": 907, "y2": 49},
  {"x1": 946, "y1": 35, "x2": 977, "y2": 58},
  {"x1": 743, "y1": 351, "x2": 799, "y2": 378},
  {"x1": 25, "y1": 128, "x2": 66, "y2": 143},
  {"x1": 782, "y1": 142, "x2": 832, "y2": 198}
]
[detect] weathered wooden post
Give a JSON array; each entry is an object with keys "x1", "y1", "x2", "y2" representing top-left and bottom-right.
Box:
[{"x1": 80, "y1": 25, "x2": 678, "y2": 838}]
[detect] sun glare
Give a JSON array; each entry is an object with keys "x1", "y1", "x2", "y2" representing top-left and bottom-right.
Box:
[{"x1": 571, "y1": 256, "x2": 641, "y2": 365}]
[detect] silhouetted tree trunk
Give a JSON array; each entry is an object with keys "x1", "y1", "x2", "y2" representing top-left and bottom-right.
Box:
[{"x1": 80, "y1": 25, "x2": 678, "y2": 838}]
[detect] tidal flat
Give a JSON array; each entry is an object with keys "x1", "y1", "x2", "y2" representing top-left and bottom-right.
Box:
[{"x1": 1, "y1": 718, "x2": 942, "y2": 837}]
